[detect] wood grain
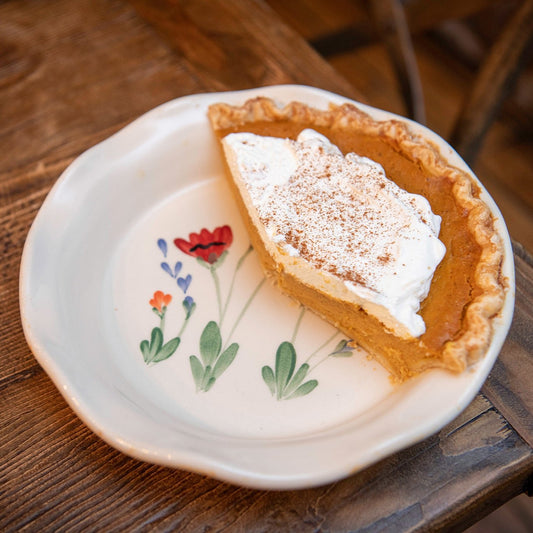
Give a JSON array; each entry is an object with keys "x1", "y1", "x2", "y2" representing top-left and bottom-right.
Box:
[
  {"x1": 2, "y1": 371, "x2": 531, "y2": 531},
  {"x1": 1, "y1": 0, "x2": 532, "y2": 531},
  {"x1": 482, "y1": 242, "x2": 533, "y2": 448},
  {"x1": 128, "y1": 0, "x2": 360, "y2": 98}
]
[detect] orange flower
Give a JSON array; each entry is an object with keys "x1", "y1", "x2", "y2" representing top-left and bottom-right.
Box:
[{"x1": 149, "y1": 291, "x2": 172, "y2": 312}]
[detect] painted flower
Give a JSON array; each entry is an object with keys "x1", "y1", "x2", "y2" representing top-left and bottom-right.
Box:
[
  {"x1": 182, "y1": 295, "x2": 196, "y2": 319},
  {"x1": 174, "y1": 225, "x2": 233, "y2": 264},
  {"x1": 149, "y1": 290, "x2": 172, "y2": 312}
]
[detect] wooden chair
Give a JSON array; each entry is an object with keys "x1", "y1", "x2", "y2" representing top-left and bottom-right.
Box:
[
  {"x1": 369, "y1": 0, "x2": 533, "y2": 164},
  {"x1": 316, "y1": 0, "x2": 533, "y2": 165}
]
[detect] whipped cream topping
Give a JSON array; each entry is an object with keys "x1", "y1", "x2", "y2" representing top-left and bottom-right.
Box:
[{"x1": 222, "y1": 129, "x2": 446, "y2": 337}]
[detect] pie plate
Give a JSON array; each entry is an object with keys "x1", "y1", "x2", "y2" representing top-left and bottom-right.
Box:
[{"x1": 20, "y1": 85, "x2": 515, "y2": 490}]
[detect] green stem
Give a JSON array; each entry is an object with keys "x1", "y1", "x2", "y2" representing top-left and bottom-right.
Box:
[
  {"x1": 210, "y1": 266, "x2": 223, "y2": 324},
  {"x1": 305, "y1": 330, "x2": 340, "y2": 365},
  {"x1": 177, "y1": 314, "x2": 191, "y2": 339},
  {"x1": 223, "y1": 277, "x2": 266, "y2": 350},
  {"x1": 309, "y1": 352, "x2": 334, "y2": 372},
  {"x1": 159, "y1": 310, "x2": 166, "y2": 333},
  {"x1": 220, "y1": 245, "x2": 253, "y2": 327},
  {"x1": 291, "y1": 306, "x2": 306, "y2": 344}
]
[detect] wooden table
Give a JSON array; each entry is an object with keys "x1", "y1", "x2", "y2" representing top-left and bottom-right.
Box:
[{"x1": 1, "y1": 1, "x2": 532, "y2": 530}]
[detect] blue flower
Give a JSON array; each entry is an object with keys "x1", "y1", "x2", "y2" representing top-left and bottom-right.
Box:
[{"x1": 182, "y1": 296, "x2": 196, "y2": 319}]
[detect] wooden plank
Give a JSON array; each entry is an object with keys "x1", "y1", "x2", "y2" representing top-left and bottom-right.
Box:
[
  {"x1": 127, "y1": 0, "x2": 360, "y2": 99},
  {"x1": 0, "y1": 185, "x2": 51, "y2": 383},
  {"x1": 0, "y1": 0, "x2": 202, "y2": 175},
  {"x1": 312, "y1": 396, "x2": 532, "y2": 533},
  {"x1": 466, "y1": 493, "x2": 533, "y2": 533},
  {"x1": 1, "y1": 369, "x2": 531, "y2": 531},
  {"x1": 265, "y1": 0, "x2": 368, "y2": 42},
  {"x1": 482, "y1": 242, "x2": 533, "y2": 448}
]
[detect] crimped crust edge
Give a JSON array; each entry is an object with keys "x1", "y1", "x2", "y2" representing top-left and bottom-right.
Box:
[{"x1": 208, "y1": 97, "x2": 506, "y2": 374}]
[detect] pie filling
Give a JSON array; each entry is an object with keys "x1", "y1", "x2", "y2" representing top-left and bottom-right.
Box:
[
  {"x1": 207, "y1": 98, "x2": 505, "y2": 381},
  {"x1": 222, "y1": 128, "x2": 446, "y2": 339}
]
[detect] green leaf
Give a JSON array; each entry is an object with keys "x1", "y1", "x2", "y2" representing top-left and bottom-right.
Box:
[
  {"x1": 189, "y1": 356, "x2": 204, "y2": 390},
  {"x1": 212, "y1": 343, "x2": 239, "y2": 379},
  {"x1": 329, "y1": 339, "x2": 354, "y2": 357},
  {"x1": 286, "y1": 379, "x2": 318, "y2": 400},
  {"x1": 201, "y1": 365, "x2": 213, "y2": 391},
  {"x1": 140, "y1": 340, "x2": 150, "y2": 363},
  {"x1": 199, "y1": 321, "x2": 222, "y2": 366},
  {"x1": 261, "y1": 366, "x2": 276, "y2": 396},
  {"x1": 204, "y1": 377, "x2": 217, "y2": 392},
  {"x1": 281, "y1": 363, "x2": 310, "y2": 398},
  {"x1": 275, "y1": 342, "x2": 296, "y2": 399},
  {"x1": 152, "y1": 337, "x2": 180, "y2": 363},
  {"x1": 148, "y1": 327, "x2": 163, "y2": 361}
]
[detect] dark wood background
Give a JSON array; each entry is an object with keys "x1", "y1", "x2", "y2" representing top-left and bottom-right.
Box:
[
  {"x1": 267, "y1": 0, "x2": 533, "y2": 252},
  {"x1": 1, "y1": 0, "x2": 532, "y2": 531}
]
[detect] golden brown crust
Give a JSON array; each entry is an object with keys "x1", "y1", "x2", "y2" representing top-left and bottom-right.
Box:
[{"x1": 208, "y1": 97, "x2": 505, "y2": 378}]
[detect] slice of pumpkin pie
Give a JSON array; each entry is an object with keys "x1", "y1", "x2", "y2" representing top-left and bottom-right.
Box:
[{"x1": 207, "y1": 97, "x2": 506, "y2": 381}]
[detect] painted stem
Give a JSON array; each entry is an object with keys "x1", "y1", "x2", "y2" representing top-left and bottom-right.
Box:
[
  {"x1": 220, "y1": 245, "x2": 253, "y2": 327},
  {"x1": 309, "y1": 352, "x2": 334, "y2": 372},
  {"x1": 291, "y1": 306, "x2": 306, "y2": 344},
  {"x1": 210, "y1": 267, "x2": 223, "y2": 324},
  {"x1": 305, "y1": 331, "x2": 340, "y2": 364},
  {"x1": 177, "y1": 314, "x2": 190, "y2": 339},
  {"x1": 223, "y1": 277, "x2": 266, "y2": 350}
]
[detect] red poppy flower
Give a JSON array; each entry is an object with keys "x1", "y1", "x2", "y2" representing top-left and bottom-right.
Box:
[
  {"x1": 174, "y1": 225, "x2": 233, "y2": 264},
  {"x1": 149, "y1": 291, "x2": 172, "y2": 312}
]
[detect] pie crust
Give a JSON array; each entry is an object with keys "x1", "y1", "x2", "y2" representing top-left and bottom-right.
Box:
[{"x1": 208, "y1": 97, "x2": 506, "y2": 381}]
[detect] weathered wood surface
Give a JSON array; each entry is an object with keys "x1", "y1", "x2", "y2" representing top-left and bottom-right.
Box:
[
  {"x1": 482, "y1": 242, "x2": 533, "y2": 449},
  {"x1": 1, "y1": 0, "x2": 532, "y2": 531}
]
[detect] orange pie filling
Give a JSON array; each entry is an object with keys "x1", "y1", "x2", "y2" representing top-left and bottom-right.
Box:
[{"x1": 208, "y1": 98, "x2": 505, "y2": 381}]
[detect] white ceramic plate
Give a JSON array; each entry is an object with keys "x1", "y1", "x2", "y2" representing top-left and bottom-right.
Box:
[{"x1": 20, "y1": 85, "x2": 515, "y2": 489}]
